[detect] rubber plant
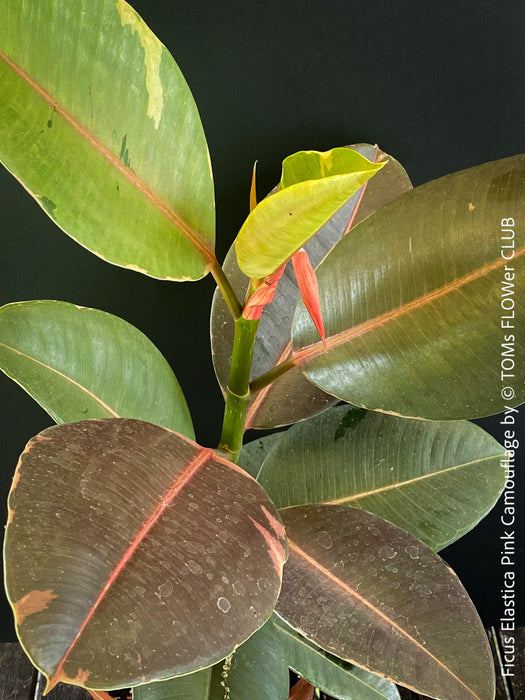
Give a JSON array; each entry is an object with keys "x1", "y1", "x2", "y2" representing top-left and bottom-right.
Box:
[{"x1": 0, "y1": 2, "x2": 522, "y2": 699}]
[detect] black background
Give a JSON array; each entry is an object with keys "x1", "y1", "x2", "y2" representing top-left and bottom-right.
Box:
[{"x1": 1, "y1": 0, "x2": 524, "y2": 641}]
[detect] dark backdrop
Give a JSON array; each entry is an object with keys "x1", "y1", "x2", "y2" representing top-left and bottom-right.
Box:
[{"x1": 0, "y1": 0, "x2": 523, "y2": 640}]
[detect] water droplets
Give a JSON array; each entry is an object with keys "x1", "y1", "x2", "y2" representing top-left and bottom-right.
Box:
[
  {"x1": 186, "y1": 560, "x2": 203, "y2": 575},
  {"x1": 379, "y1": 546, "x2": 397, "y2": 561},
  {"x1": 155, "y1": 580, "x2": 173, "y2": 599},
  {"x1": 217, "y1": 596, "x2": 231, "y2": 613},
  {"x1": 232, "y1": 580, "x2": 245, "y2": 595},
  {"x1": 257, "y1": 577, "x2": 270, "y2": 592},
  {"x1": 404, "y1": 544, "x2": 420, "y2": 560},
  {"x1": 317, "y1": 531, "x2": 333, "y2": 549}
]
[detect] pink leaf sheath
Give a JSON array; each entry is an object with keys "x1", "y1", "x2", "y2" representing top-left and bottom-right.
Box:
[
  {"x1": 243, "y1": 264, "x2": 285, "y2": 320},
  {"x1": 292, "y1": 248, "x2": 326, "y2": 346}
]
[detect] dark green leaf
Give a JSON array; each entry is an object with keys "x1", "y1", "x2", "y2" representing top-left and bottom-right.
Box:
[
  {"x1": 0, "y1": 301, "x2": 194, "y2": 438},
  {"x1": 238, "y1": 433, "x2": 284, "y2": 479},
  {"x1": 258, "y1": 406, "x2": 505, "y2": 550},
  {"x1": 273, "y1": 615, "x2": 400, "y2": 700}
]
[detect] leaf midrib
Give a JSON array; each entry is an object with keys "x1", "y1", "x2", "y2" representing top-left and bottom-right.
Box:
[
  {"x1": 0, "y1": 50, "x2": 214, "y2": 264},
  {"x1": 286, "y1": 540, "x2": 481, "y2": 699},
  {"x1": 0, "y1": 342, "x2": 119, "y2": 418},
  {"x1": 293, "y1": 245, "x2": 525, "y2": 365},
  {"x1": 324, "y1": 454, "x2": 501, "y2": 505},
  {"x1": 46, "y1": 445, "x2": 215, "y2": 692}
]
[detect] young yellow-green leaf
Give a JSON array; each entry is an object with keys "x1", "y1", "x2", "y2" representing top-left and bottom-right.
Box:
[
  {"x1": 235, "y1": 148, "x2": 384, "y2": 278},
  {"x1": 279, "y1": 147, "x2": 382, "y2": 189},
  {"x1": 211, "y1": 145, "x2": 411, "y2": 429},
  {"x1": 0, "y1": 301, "x2": 194, "y2": 438},
  {"x1": 258, "y1": 406, "x2": 505, "y2": 551},
  {"x1": 277, "y1": 505, "x2": 495, "y2": 700},
  {"x1": 292, "y1": 154, "x2": 525, "y2": 419},
  {"x1": 0, "y1": 0, "x2": 214, "y2": 280},
  {"x1": 5, "y1": 419, "x2": 288, "y2": 692},
  {"x1": 272, "y1": 615, "x2": 400, "y2": 700}
]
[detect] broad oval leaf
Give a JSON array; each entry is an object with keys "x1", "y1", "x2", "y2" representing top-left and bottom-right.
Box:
[
  {"x1": 235, "y1": 148, "x2": 384, "y2": 278},
  {"x1": 272, "y1": 615, "x2": 400, "y2": 700},
  {"x1": 0, "y1": 0, "x2": 214, "y2": 280},
  {"x1": 292, "y1": 154, "x2": 525, "y2": 419},
  {"x1": 258, "y1": 406, "x2": 505, "y2": 550},
  {"x1": 4, "y1": 419, "x2": 288, "y2": 691},
  {"x1": 276, "y1": 505, "x2": 495, "y2": 700},
  {"x1": 0, "y1": 300, "x2": 194, "y2": 438},
  {"x1": 133, "y1": 620, "x2": 288, "y2": 700},
  {"x1": 211, "y1": 145, "x2": 412, "y2": 429}
]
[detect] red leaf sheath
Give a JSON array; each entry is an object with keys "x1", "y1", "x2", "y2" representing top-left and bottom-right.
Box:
[
  {"x1": 243, "y1": 265, "x2": 285, "y2": 320},
  {"x1": 292, "y1": 248, "x2": 326, "y2": 346}
]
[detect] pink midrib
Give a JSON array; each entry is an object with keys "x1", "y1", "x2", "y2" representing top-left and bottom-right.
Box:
[{"x1": 0, "y1": 50, "x2": 214, "y2": 264}]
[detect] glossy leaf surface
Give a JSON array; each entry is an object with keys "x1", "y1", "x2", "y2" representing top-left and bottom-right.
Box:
[
  {"x1": 238, "y1": 433, "x2": 284, "y2": 479},
  {"x1": 0, "y1": 0, "x2": 214, "y2": 280},
  {"x1": 0, "y1": 301, "x2": 194, "y2": 438},
  {"x1": 235, "y1": 148, "x2": 384, "y2": 278},
  {"x1": 211, "y1": 145, "x2": 412, "y2": 428},
  {"x1": 133, "y1": 621, "x2": 288, "y2": 700},
  {"x1": 4, "y1": 419, "x2": 287, "y2": 691},
  {"x1": 276, "y1": 505, "x2": 495, "y2": 700},
  {"x1": 133, "y1": 670, "x2": 211, "y2": 699},
  {"x1": 258, "y1": 406, "x2": 505, "y2": 550},
  {"x1": 292, "y1": 154, "x2": 525, "y2": 419},
  {"x1": 273, "y1": 615, "x2": 400, "y2": 700}
]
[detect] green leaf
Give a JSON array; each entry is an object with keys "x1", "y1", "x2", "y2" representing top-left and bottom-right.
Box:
[
  {"x1": 292, "y1": 154, "x2": 525, "y2": 419},
  {"x1": 0, "y1": 300, "x2": 194, "y2": 438},
  {"x1": 0, "y1": 0, "x2": 214, "y2": 280},
  {"x1": 133, "y1": 621, "x2": 289, "y2": 700},
  {"x1": 4, "y1": 419, "x2": 288, "y2": 691},
  {"x1": 235, "y1": 147, "x2": 384, "y2": 278},
  {"x1": 272, "y1": 615, "x2": 400, "y2": 700},
  {"x1": 258, "y1": 406, "x2": 505, "y2": 551},
  {"x1": 238, "y1": 433, "x2": 284, "y2": 478},
  {"x1": 211, "y1": 145, "x2": 411, "y2": 429},
  {"x1": 133, "y1": 669, "x2": 212, "y2": 699},
  {"x1": 277, "y1": 505, "x2": 495, "y2": 700},
  {"x1": 208, "y1": 620, "x2": 289, "y2": 700}
]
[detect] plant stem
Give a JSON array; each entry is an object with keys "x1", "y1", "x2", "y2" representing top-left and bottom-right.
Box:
[
  {"x1": 249, "y1": 354, "x2": 297, "y2": 394},
  {"x1": 209, "y1": 258, "x2": 242, "y2": 319},
  {"x1": 218, "y1": 316, "x2": 259, "y2": 463}
]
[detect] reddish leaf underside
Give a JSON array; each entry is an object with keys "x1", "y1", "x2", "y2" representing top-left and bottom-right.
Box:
[{"x1": 5, "y1": 419, "x2": 288, "y2": 691}]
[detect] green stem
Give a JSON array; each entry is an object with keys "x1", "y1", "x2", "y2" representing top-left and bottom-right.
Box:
[
  {"x1": 249, "y1": 353, "x2": 297, "y2": 394},
  {"x1": 218, "y1": 316, "x2": 259, "y2": 463},
  {"x1": 209, "y1": 258, "x2": 242, "y2": 319}
]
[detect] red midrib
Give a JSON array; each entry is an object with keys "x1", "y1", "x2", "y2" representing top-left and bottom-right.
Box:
[
  {"x1": 0, "y1": 50, "x2": 214, "y2": 264},
  {"x1": 46, "y1": 447, "x2": 214, "y2": 692},
  {"x1": 287, "y1": 539, "x2": 481, "y2": 699},
  {"x1": 293, "y1": 245, "x2": 525, "y2": 365}
]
